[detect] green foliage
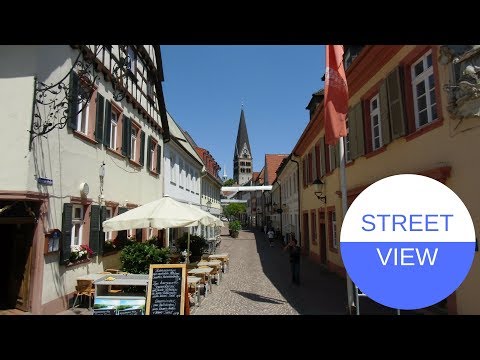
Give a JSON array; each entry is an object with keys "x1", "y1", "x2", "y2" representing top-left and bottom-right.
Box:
[
  {"x1": 223, "y1": 178, "x2": 235, "y2": 186},
  {"x1": 175, "y1": 232, "x2": 208, "y2": 257},
  {"x1": 120, "y1": 242, "x2": 170, "y2": 274},
  {"x1": 223, "y1": 203, "x2": 246, "y2": 220},
  {"x1": 229, "y1": 220, "x2": 242, "y2": 232}
]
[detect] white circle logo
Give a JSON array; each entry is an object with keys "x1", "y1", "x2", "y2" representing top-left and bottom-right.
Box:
[{"x1": 340, "y1": 174, "x2": 476, "y2": 310}]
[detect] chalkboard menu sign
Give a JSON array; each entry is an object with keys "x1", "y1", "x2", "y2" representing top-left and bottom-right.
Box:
[{"x1": 146, "y1": 264, "x2": 186, "y2": 315}]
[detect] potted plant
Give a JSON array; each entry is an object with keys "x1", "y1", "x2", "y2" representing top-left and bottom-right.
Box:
[{"x1": 229, "y1": 220, "x2": 241, "y2": 238}]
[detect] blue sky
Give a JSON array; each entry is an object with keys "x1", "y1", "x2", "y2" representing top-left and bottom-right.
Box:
[{"x1": 161, "y1": 45, "x2": 326, "y2": 178}]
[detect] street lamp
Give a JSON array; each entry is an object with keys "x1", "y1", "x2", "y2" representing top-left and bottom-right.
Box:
[{"x1": 313, "y1": 178, "x2": 326, "y2": 203}]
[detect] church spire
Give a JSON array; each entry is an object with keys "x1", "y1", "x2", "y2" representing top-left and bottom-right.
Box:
[{"x1": 233, "y1": 108, "x2": 253, "y2": 185}]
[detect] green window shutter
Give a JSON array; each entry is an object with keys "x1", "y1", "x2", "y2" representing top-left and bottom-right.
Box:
[
  {"x1": 100, "y1": 206, "x2": 107, "y2": 255},
  {"x1": 67, "y1": 71, "x2": 79, "y2": 130},
  {"x1": 330, "y1": 144, "x2": 338, "y2": 170},
  {"x1": 379, "y1": 80, "x2": 391, "y2": 146},
  {"x1": 139, "y1": 130, "x2": 145, "y2": 166},
  {"x1": 353, "y1": 102, "x2": 365, "y2": 159},
  {"x1": 147, "y1": 136, "x2": 152, "y2": 171},
  {"x1": 89, "y1": 205, "x2": 101, "y2": 255},
  {"x1": 320, "y1": 137, "x2": 326, "y2": 177},
  {"x1": 387, "y1": 67, "x2": 406, "y2": 140},
  {"x1": 60, "y1": 203, "x2": 73, "y2": 264},
  {"x1": 156, "y1": 144, "x2": 162, "y2": 173},
  {"x1": 117, "y1": 207, "x2": 129, "y2": 243},
  {"x1": 347, "y1": 108, "x2": 357, "y2": 160},
  {"x1": 103, "y1": 100, "x2": 112, "y2": 148},
  {"x1": 95, "y1": 93, "x2": 105, "y2": 143},
  {"x1": 122, "y1": 116, "x2": 129, "y2": 156}
]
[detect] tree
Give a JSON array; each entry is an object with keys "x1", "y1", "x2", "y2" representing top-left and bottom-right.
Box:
[
  {"x1": 223, "y1": 203, "x2": 246, "y2": 220},
  {"x1": 223, "y1": 178, "x2": 235, "y2": 186}
]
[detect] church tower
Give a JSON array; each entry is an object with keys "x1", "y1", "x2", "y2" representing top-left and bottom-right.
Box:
[{"x1": 233, "y1": 108, "x2": 253, "y2": 185}]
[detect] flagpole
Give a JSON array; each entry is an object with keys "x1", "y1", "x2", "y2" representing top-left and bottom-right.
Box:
[{"x1": 338, "y1": 136, "x2": 355, "y2": 314}]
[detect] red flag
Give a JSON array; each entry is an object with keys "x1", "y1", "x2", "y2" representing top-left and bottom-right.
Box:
[{"x1": 324, "y1": 45, "x2": 349, "y2": 145}]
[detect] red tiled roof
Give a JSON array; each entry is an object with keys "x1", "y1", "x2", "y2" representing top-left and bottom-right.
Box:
[{"x1": 265, "y1": 154, "x2": 288, "y2": 185}]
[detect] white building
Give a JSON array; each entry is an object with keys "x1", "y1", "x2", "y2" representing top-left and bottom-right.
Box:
[
  {"x1": 163, "y1": 112, "x2": 204, "y2": 246},
  {"x1": 0, "y1": 45, "x2": 169, "y2": 314}
]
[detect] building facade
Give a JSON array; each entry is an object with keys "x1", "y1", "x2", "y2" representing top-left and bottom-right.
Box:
[
  {"x1": 0, "y1": 45, "x2": 169, "y2": 314},
  {"x1": 294, "y1": 45, "x2": 480, "y2": 314}
]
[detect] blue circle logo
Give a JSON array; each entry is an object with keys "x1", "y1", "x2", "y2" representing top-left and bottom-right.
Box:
[{"x1": 340, "y1": 174, "x2": 476, "y2": 310}]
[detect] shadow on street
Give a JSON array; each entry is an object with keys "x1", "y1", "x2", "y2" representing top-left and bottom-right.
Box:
[{"x1": 250, "y1": 228, "x2": 401, "y2": 315}]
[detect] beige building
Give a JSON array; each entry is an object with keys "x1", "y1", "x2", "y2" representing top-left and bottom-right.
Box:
[
  {"x1": 0, "y1": 45, "x2": 169, "y2": 314},
  {"x1": 294, "y1": 45, "x2": 480, "y2": 314}
]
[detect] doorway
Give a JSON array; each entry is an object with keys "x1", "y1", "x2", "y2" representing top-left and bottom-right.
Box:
[
  {"x1": 302, "y1": 212, "x2": 309, "y2": 254},
  {"x1": 0, "y1": 222, "x2": 34, "y2": 311}
]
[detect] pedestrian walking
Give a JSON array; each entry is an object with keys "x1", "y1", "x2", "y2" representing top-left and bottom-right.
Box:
[
  {"x1": 267, "y1": 228, "x2": 275, "y2": 247},
  {"x1": 283, "y1": 236, "x2": 300, "y2": 285}
]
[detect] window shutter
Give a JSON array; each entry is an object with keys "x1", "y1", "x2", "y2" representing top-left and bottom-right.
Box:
[
  {"x1": 307, "y1": 152, "x2": 313, "y2": 184},
  {"x1": 89, "y1": 205, "x2": 101, "y2": 255},
  {"x1": 103, "y1": 101, "x2": 112, "y2": 148},
  {"x1": 302, "y1": 159, "x2": 307, "y2": 187},
  {"x1": 122, "y1": 116, "x2": 130, "y2": 156},
  {"x1": 315, "y1": 143, "x2": 320, "y2": 180},
  {"x1": 330, "y1": 144, "x2": 338, "y2": 170},
  {"x1": 139, "y1": 130, "x2": 145, "y2": 166},
  {"x1": 147, "y1": 136, "x2": 152, "y2": 171},
  {"x1": 117, "y1": 207, "x2": 129, "y2": 243},
  {"x1": 156, "y1": 144, "x2": 162, "y2": 173},
  {"x1": 347, "y1": 108, "x2": 357, "y2": 160},
  {"x1": 386, "y1": 67, "x2": 406, "y2": 140},
  {"x1": 60, "y1": 203, "x2": 73, "y2": 264},
  {"x1": 100, "y1": 206, "x2": 106, "y2": 255},
  {"x1": 320, "y1": 137, "x2": 326, "y2": 177},
  {"x1": 353, "y1": 102, "x2": 365, "y2": 159},
  {"x1": 94, "y1": 93, "x2": 105, "y2": 143},
  {"x1": 379, "y1": 80, "x2": 391, "y2": 146},
  {"x1": 67, "y1": 71, "x2": 79, "y2": 130}
]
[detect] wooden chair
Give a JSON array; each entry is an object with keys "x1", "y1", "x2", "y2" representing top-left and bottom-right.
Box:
[{"x1": 72, "y1": 280, "x2": 94, "y2": 309}]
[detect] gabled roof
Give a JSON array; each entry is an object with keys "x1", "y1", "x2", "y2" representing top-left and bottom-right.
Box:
[
  {"x1": 166, "y1": 111, "x2": 204, "y2": 167},
  {"x1": 265, "y1": 154, "x2": 289, "y2": 185},
  {"x1": 234, "y1": 109, "x2": 251, "y2": 158}
]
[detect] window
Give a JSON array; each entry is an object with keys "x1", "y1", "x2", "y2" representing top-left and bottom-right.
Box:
[
  {"x1": 105, "y1": 207, "x2": 113, "y2": 242},
  {"x1": 195, "y1": 171, "x2": 199, "y2": 194},
  {"x1": 370, "y1": 94, "x2": 383, "y2": 150},
  {"x1": 130, "y1": 127, "x2": 138, "y2": 161},
  {"x1": 109, "y1": 111, "x2": 118, "y2": 150},
  {"x1": 170, "y1": 153, "x2": 176, "y2": 184},
  {"x1": 411, "y1": 50, "x2": 437, "y2": 128},
  {"x1": 179, "y1": 158, "x2": 184, "y2": 188},
  {"x1": 147, "y1": 72, "x2": 155, "y2": 99},
  {"x1": 127, "y1": 46, "x2": 136, "y2": 75},
  {"x1": 76, "y1": 85, "x2": 90, "y2": 135},
  {"x1": 71, "y1": 205, "x2": 84, "y2": 246},
  {"x1": 150, "y1": 140, "x2": 155, "y2": 171}
]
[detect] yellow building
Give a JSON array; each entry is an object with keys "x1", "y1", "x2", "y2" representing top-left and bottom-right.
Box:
[{"x1": 294, "y1": 45, "x2": 480, "y2": 314}]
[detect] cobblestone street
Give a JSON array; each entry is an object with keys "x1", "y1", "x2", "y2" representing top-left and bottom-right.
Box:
[{"x1": 193, "y1": 227, "x2": 397, "y2": 315}]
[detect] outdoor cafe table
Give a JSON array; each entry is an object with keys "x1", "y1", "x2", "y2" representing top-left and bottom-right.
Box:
[
  {"x1": 77, "y1": 273, "x2": 108, "y2": 282},
  {"x1": 208, "y1": 254, "x2": 229, "y2": 271},
  {"x1": 187, "y1": 276, "x2": 202, "y2": 305},
  {"x1": 93, "y1": 274, "x2": 149, "y2": 297},
  {"x1": 188, "y1": 267, "x2": 214, "y2": 294}
]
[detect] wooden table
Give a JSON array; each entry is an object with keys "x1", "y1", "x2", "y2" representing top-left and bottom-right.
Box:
[
  {"x1": 188, "y1": 268, "x2": 213, "y2": 295},
  {"x1": 93, "y1": 274, "x2": 149, "y2": 297},
  {"x1": 187, "y1": 276, "x2": 202, "y2": 306}
]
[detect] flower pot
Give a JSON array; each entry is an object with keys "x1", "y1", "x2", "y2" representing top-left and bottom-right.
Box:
[{"x1": 231, "y1": 231, "x2": 239, "y2": 238}]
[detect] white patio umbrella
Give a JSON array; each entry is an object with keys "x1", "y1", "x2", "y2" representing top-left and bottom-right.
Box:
[{"x1": 102, "y1": 196, "x2": 203, "y2": 232}]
